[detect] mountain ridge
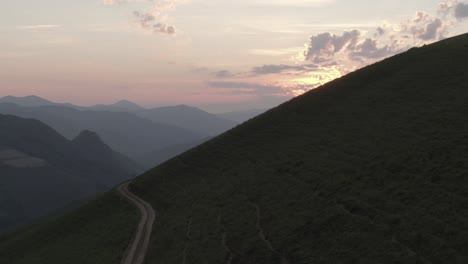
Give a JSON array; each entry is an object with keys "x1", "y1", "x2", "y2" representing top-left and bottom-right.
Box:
[
  {"x1": 0, "y1": 103, "x2": 205, "y2": 166},
  {"x1": 0, "y1": 95, "x2": 54, "y2": 107},
  {"x1": 90, "y1": 100, "x2": 147, "y2": 112},
  {"x1": 218, "y1": 108, "x2": 267, "y2": 123},
  {"x1": 0, "y1": 97, "x2": 237, "y2": 147},
  {"x1": 72, "y1": 130, "x2": 110, "y2": 150},
  {"x1": 138, "y1": 104, "x2": 237, "y2": 135}
]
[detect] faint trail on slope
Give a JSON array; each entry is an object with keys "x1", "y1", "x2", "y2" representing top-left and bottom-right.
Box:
[
  {"x1": 249, "y1": 201, "x2": 290, "y2": 264},
  {"x1": 118, "y1": 182, "x2": 156, "y2": 264},
  {"x1": 182, "y1": 245, "x2": 188, "y2": 264},
  {"x1": 186, "y1": 218, "x2": 193, "y2": 240},
  {"x1": 182, "y1": 200, "x2": 197, "y2": 264},
  {"x1": 182, "y1": 218, "x2": 192, "y2": 264},
  {"x1": 250, "y1": 202, "x2": 275, "y2": 252},
  {"x1": 217, "y1": 213, "x2": 233, "y2": 264}
]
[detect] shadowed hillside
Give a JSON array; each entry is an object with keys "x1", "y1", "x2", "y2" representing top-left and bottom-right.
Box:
[
  {"x1": 0, "y1": 98, "x2": 236, "y2": 166},
  {"x1": 1, "y1": 33, "x2": 468, "y2": 263},
  {"x1": 0, "y1": 115, "x2": 141, "y2": 233},
  {"x1": 0, "y1": 104, "x2": 205, "y2": 165},
  {"x1": 129, "y1": 33, "x2": 468, "y2": 263}
]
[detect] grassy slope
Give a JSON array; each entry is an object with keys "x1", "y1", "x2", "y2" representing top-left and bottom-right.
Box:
[
  {"x1": 130, "y1": 34, "x2": 468, "y2": 263},
  {"x1": 0, "y1": 192, "x2": 138, "y2": 264},
  {"x1": 1, "y1": 34, "x2": 467, "y2": 263}
]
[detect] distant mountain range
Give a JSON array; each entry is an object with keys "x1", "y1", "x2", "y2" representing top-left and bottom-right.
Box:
[
  {"x1": 90, "y1": 100, "x2": 147, "y2": 113},
  {"x1": 0, "y1": 96, "x2": 240, "y2": 136},
  {"x1": 0, "y1": 95, "x2": 84, "y2": 110},
  {"x1": 0, "y1": 103, "x2": 206, "y2": 167},
  {"x1": 0, "y1": 95, "x2": 55, "y2": 107},
  {"x1": 136, "y1": 105, "x2": 237, "y2": 136},
  {"x1": 218, "y1": 108, "x2": 267, "y2": 123},
  {"x1": 0, "y1": 96, "x2": 266, "y2": 167},
  {"x1": 0, "y1": 114, "x2": 142, "y2": 233},
  {"x1": 136, "y1": 140, "x2": 207, "y2": 168}
]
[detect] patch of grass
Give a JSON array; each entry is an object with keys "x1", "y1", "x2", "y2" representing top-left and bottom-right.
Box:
[{"x1": 0, "y1": 191, "x2": 138, "y2": 264}]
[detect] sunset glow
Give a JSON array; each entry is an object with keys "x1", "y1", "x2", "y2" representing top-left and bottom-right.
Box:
[{"x1": 1, "y1": 0, "x2": 467, "y2": 111}]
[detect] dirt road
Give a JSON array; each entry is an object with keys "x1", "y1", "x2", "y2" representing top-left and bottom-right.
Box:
[{"x1": 118, "y1": 182, "x2": 156, "y2": 264}]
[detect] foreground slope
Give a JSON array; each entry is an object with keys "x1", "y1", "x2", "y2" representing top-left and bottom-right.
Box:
[
  {"x1": 131, "y1": 33, "x2": 468, "y2": 263},
  {"x1": 2, "y1": 34, "x2": 468, "y2": 263},
  {"x1": 0, "y1": 193, "x2": 138, "y2": 264}
]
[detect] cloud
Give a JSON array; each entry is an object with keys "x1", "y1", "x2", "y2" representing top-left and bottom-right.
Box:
[
  {"x1": 350, "y1": 38, "x2": 401, "y2": 60},
  {"x1": 455, "y1": 2, "x2": 468, "y2": 19},
  {"x1": 103, "y1": 0, "x2": 188, "y2": 35},
  {"x1": 252, "y1": 64, "x2": 318, "y2": 75},
  {"x1": 399, "y1": 1, "x2": 468, "y2": 41},
  {"x1": 208, "y1": 81, "x2": 285, "y2": 96},
  {"x1": 375, "y1": 27, "x2": 385, "y2": 37},
  {"x1": 251, "y1": 0, "x2": 333, "y2": 6},
  {"x1": 18, "y1": 25, "x2": 61, "y2": 30},
  {"x1": 303, "y1": 30, "x2": 400, "y2": 63},
  {"x1": 413, "y1": 11, "x2": 430, "y2": 23},
  {"x1": 155, "y1": 23, "x2": 176, "y2": 34},
  {"x1": 133, "y1": 11, "x2": 176, "y2": 34},
  {"x1": 207, "y1": 79, "x2": 327, "y2": 97},
  {"x1": 402, "y1": 11, "x2": 450, "y2": 41},
  {"x1": 405, "y1": 1, "x2": 468, "y2": 42},
  {"x1": 102, "y1": 0, "x2": 128, "y2": 5},
  {"x1": 189, "y1": 67, "x2": 237, "y2": 78},
  {"x1": 417, "y1": 18, "x2": 445, "y2": 40},
  {"x1": 133, "y1": 11, "x2": 155, "y2": 27},
  {"x1": 208, "y1": 0, "x2": 467, "y2": 104},
  {"x1": 213, "y1": 70, "x2": 235, "y2": 78},
  {"x1": 303, "y1": 30, "x2": 361, "y2": 63},
  {"x1": 302, "y1": 0, "x2": 466, "y2": 66},
  {"x1": 249, "y1": 47, "x2": 303, "y2": 56}
]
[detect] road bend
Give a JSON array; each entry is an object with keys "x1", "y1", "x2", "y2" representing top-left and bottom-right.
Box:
[{"x1": 118, "y1": 182, "x2": 156, "y2": 264}]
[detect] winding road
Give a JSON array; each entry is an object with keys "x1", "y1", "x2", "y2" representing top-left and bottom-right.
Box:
[{"x1": 118, "y1": 182, "x2": 156, "y2": 264}]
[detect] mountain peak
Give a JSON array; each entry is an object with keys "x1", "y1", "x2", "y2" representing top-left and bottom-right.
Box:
[
  {"x1": 90, "y1": 99, "x2": 145, "y2": 112},
  {"x1": 0, "y1": 95, "x2": 53, "y2": 107},
  {"x1": 154, "y1": 104, "x2": 202, "y2": 112},
  {"x1": 74, "y1": 129, "x2": 100, "y2": 138},
  {"x1": 24, "y1": 95, "x2": 45, "y2": 100},
  {"x1": 2, "y1": 95, "x2": 43, "y2": 100},
  {"x1": 72, "y1": 130, "x2": 108, "y2": 150},
  {"x1": 174, "y1": 104, "x2": 196, "y2": 110},
  {"x1": 114, "y1": 100, "x2": 140, "y2": 107}
]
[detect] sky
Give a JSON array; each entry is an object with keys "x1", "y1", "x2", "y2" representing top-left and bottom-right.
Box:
[{"x1": 0, "y1": 0, "x2": 467, "y2": 112}]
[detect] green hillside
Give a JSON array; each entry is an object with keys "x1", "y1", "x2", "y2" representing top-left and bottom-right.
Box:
[
  {"x1": 0, "y1": 193, "x2": 138, "y2": 264},
  {"x1": 2, "y1": 33, "x2": 468, "y2": 263}
]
